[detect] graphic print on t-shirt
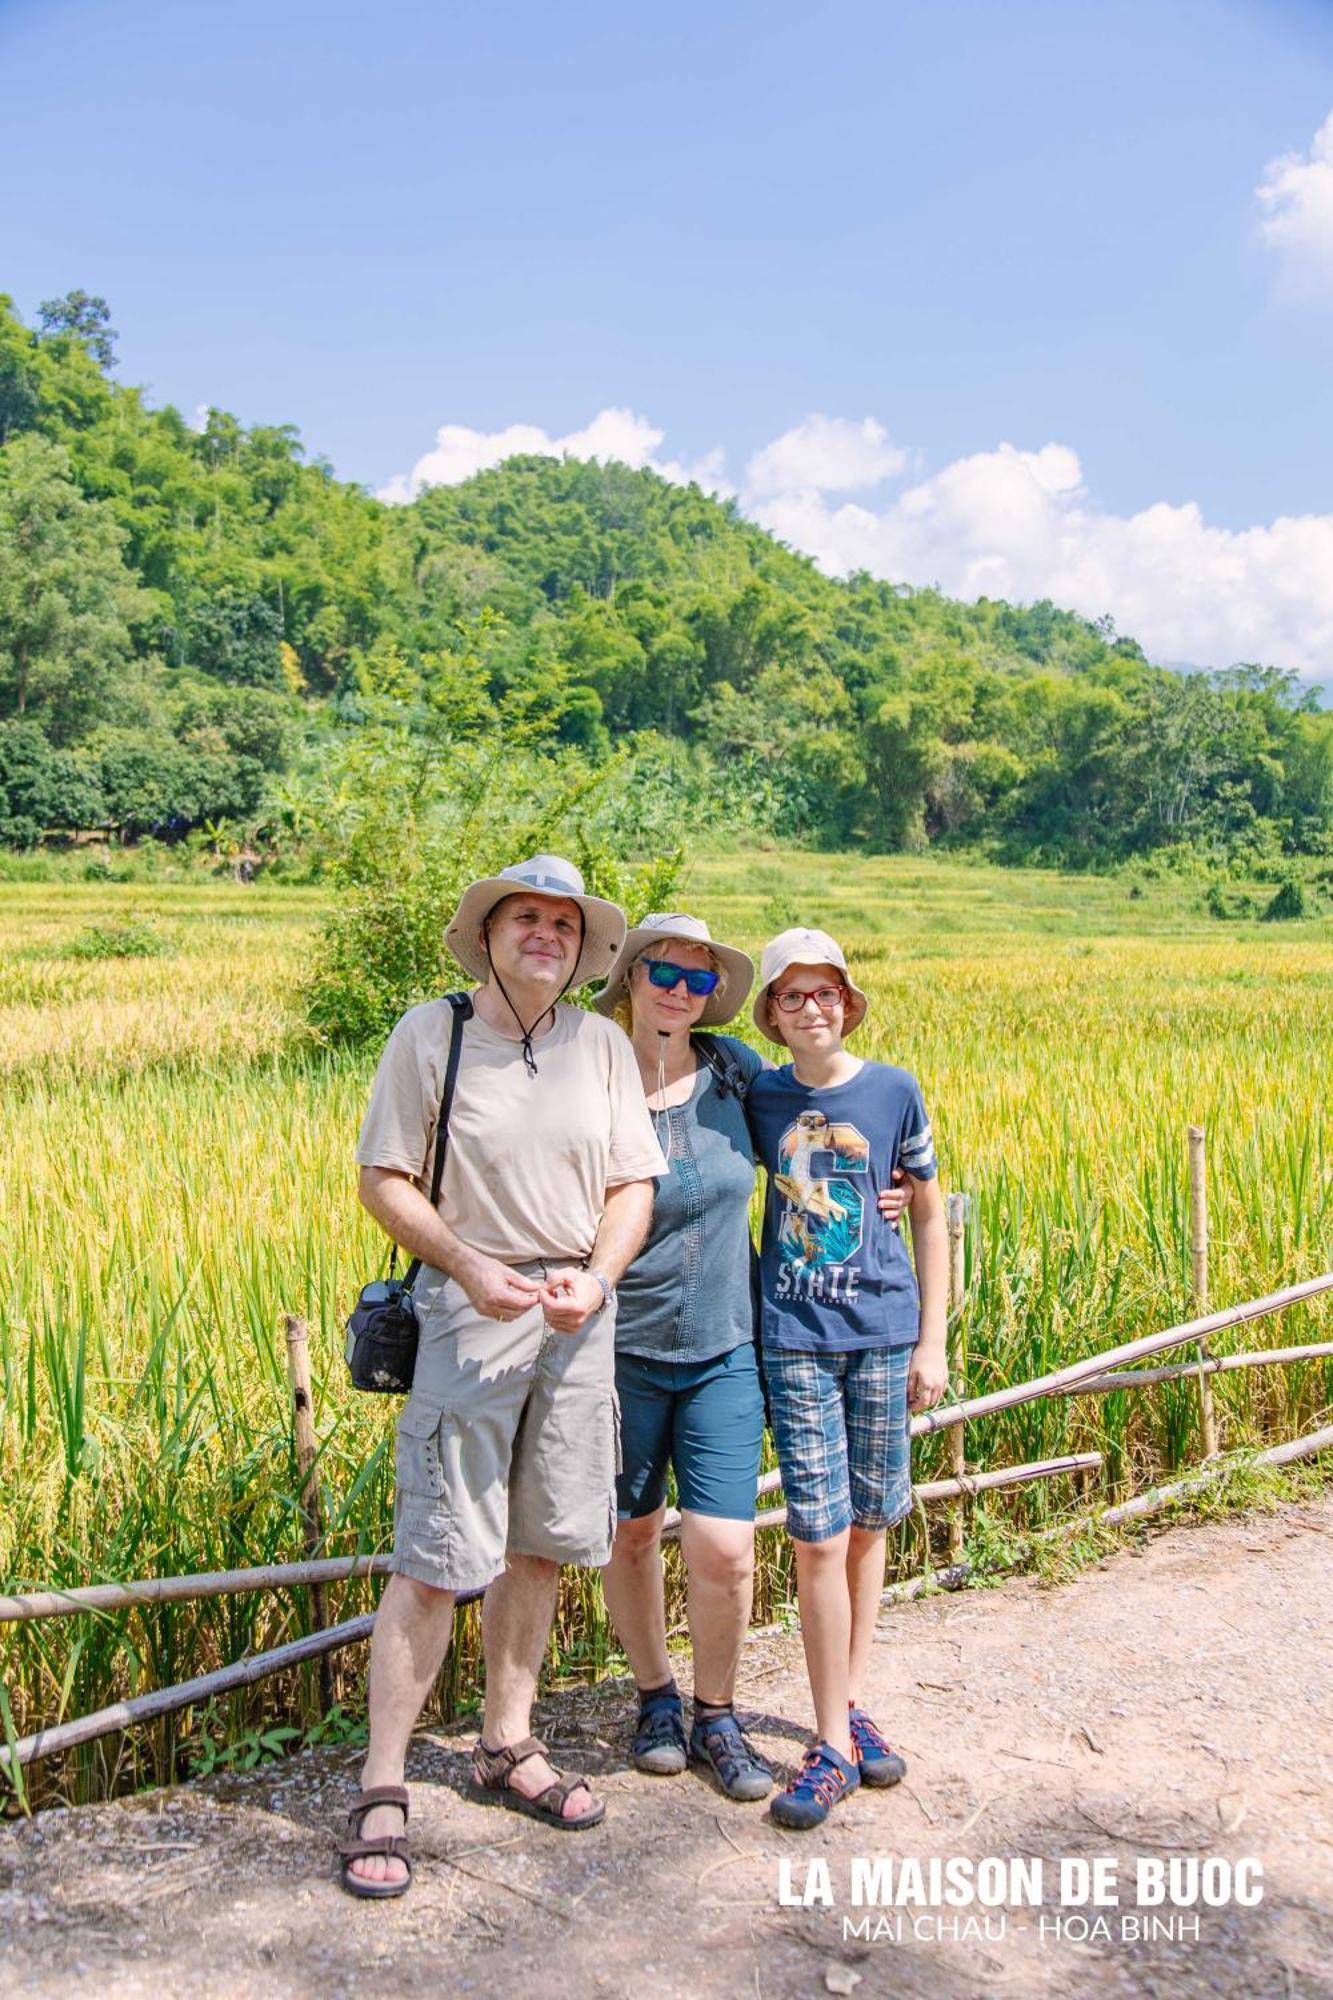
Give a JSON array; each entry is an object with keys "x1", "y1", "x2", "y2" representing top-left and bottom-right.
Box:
[{"x1": 774, "y1": 1110, "x2": 869, "y2": 1271}]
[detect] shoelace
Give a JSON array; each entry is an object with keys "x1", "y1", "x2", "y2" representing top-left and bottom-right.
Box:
[
  {"x1": 849, "y1": 1708, "x2": 895, "y2": 1758},
  {"x1": 788, "y1": 1748, "x2": 847, "y2": 1808}
]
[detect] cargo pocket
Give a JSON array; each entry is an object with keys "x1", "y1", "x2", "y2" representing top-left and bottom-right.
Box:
[
  {"x1": 395, "y1": 1400, "x2": 446, "y2": 1499},
  {"x1": 393, "y1": 1400, "x2": 457, "y2": 1586}
]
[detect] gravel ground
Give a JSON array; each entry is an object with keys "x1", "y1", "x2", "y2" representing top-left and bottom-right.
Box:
[{"x1": 2, "y1": 1495, "x2": 1330, "y2": 2000}]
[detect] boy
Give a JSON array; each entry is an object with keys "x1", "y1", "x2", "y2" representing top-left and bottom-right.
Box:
[{"x1": 746, "y1": 928, "x2": 948, "y2": 1830}]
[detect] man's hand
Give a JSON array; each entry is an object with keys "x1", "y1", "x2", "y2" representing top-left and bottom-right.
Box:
[
  {"x1": 454, "y1": 1250, "x2": 545, "y2": 1323},
  {"x1": 908, "y1": 1336, "x2": 949, "y2": 1413},
  {"x1": 539, "y1": 1267, "x2": 606, "y2": 1335},
  {"x1": 877, "y1": 1167, "x2": 910, "y2": 1231}
]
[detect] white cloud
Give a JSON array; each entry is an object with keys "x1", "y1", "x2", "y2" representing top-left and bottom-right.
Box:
[
  {"x1": 745, "y1": 415, "x2": 909, "y2": 498},
  {"x1": 377, "y1": 406, "x2": 732, "y2": 503},
  {"x1": 749, "y1": 439, "x2": 1333, "y2": 678},
  {"x1": 1256, "y1": 110, "x2": 1333, "y2": 295},
  {"x1": 378, "y1": 406, "x2": 1333, "y2": 677}
]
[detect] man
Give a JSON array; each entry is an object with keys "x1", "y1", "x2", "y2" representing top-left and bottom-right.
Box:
[{"x1": 339, "y1": 854, "x2": 666, "y2": 1896}]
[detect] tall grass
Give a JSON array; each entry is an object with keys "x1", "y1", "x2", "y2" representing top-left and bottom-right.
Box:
[{"x1": 2, "y1": 860, "x2": 1329, "y2": 1805}]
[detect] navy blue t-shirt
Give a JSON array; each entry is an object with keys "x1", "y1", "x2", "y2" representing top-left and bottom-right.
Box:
[{"x1": 747, "y1": 1059, "x2": 938, "y2": 1352}]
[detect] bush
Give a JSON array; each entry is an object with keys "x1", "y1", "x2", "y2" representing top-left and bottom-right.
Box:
[
  {"x1": 68, "y1": 919, "x2": 175, "y2": 959},
  {"x1": 302, "y1": 718, "x2": 684, "y2": 1046},
  {"x1": 1261, "y1": 874, "x2": 1308, "y2": 922}
]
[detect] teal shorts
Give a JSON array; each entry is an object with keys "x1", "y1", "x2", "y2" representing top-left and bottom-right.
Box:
[{"x1": 614, "y1": 1342, "x2": 765, "y2": 1523}]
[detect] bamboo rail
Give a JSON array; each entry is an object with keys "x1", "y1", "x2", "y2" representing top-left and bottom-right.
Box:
[
  {"x1": 1061, "y1": 1340, "x2": 1333, "y2": 1397},
  {"x1": 914, "y1": 1452, "x2": 1102, "y2": 1501},
  {"x1": 3, "y1": 1457, "x2": 1102, "y2": 1621},
  {"x1": 660, "y1": 1451, "x2": 1104, "y2": 1538},
  {"x1": 0, "y1": 1614, "x2": 376, "y2": 1773},
  {"x1": 1, "y1": 1580, "x2": 491, "y2": 1774},
  {"x1": 0, "y1": 1555, "x2": 396, "y2": 1626},
  {"x1": 909, "y1": 1272, "x2": 1333, "y2": 1437},
  {"x1": 1055, "y1": 1421, "x2": 1333, "y2": 1538}
]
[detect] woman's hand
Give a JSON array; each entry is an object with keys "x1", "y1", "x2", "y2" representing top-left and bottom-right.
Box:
[
  {"x1": 877, "y1": 1167, "x2": 911, "y2": 1231},
  {"x1": 907, "y1": 1335, "x2": 949, "y2": 1413}
]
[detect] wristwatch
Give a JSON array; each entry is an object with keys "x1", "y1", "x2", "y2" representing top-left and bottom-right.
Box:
[{"x1": 587, "y1": 1267, "x2": 615, "y2": 1309}]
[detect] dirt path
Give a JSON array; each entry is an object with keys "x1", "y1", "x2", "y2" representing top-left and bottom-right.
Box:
[{"x1": 3, "y1": 1496, "x2": 1330, "y2": 2000}]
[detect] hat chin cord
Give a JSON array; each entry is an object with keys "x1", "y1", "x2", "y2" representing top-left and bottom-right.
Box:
[{"x1": 483, "y1": 908, "x2": 586, "y2": 1076}]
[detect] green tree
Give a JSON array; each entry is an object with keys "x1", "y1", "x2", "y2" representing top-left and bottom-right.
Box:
[
  {"x1": 0, "y1": 436, "x2": 151, "y2": 741},
  {"x1": 37, "y1": 290, "x2": 118, "y2": 370},
  {"x1": 186, "y1": 590, "x2": 285, "y2": 687},
  {"x1": 0, "y1": 720, "x2": 105, "y2": 845},
  {"x1": 0, "y1": 297, "x2": 39, "y2": 444}
]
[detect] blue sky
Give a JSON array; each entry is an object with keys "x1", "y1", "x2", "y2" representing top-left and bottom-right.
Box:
[{"x1": 3, "y1": 0, "x2": 1332, "y2": 678}]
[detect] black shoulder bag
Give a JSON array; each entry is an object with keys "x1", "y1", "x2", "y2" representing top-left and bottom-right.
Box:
[{"x1": 344, "y1": 992, "x2": 473, "y2": 1393}]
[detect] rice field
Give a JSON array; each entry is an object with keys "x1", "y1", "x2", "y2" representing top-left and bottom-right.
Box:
[{"x1": 2, "y1": 856, "x2": 1330, "y2": 1805}]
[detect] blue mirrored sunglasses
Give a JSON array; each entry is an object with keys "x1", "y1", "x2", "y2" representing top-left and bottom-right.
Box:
[{"x1": 641, "y1": 956, "x2": 722, "y2": 997}]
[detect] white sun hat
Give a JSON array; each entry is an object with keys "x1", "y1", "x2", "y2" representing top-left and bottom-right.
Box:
[
  {"x1": 445, "y1": 853, "x2": 627, "y2": 989},
  {"x1": 752, "y1": 927, "x2": 869, "y2": 1041},
  {"x1": 593, "y1": 912, "x2": 755, "y2": 1028}
]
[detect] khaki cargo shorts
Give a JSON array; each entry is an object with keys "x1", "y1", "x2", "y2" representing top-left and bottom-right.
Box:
[{"x1": 391, "y1": 1262, "x2": 619, "y2": 1595}]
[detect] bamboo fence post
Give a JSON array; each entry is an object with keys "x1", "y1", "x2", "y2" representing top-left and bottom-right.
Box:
[
  {"x1": 1189, "y1": 1127, "x2": 1220, "y2": 1458},
  {"x1": 283, "y1": 1315, "x2": 332, "y2": 1711},
  {"x1": 946, "y1": 1193, "x2": 969, "y2": 1560}
]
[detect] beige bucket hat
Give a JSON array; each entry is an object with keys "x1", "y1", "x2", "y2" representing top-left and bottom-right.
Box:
[
  {"x1": 752, "y1": 926, "x2": 869, "y2": 1042},
  {"x1": 445, "y1": 853, "x2": 627, "y2": 988},
  {"x1": 593, "y1": 912, "x2": 755, "y2": 1027}
]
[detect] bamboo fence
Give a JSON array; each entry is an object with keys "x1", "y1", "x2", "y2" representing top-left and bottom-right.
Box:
[{"x1": 4, "y1": 1136, "x2": 1330, "y2": 1779}]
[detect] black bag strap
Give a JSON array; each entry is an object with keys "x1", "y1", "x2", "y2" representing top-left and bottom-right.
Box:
[
  {"x1": 394, "y1": 992, "x2": 473, "y2": 1291},
  {"x1": 692, "y1": 1031, "x2": 752, "y2": 1102}
]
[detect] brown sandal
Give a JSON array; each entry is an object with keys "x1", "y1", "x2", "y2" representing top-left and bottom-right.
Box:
[
  {"x1": 470, "y1": 1735, "x2": 606, "y2": 1831},
  {"x1": 337, "y1": 1784, "x2": 413, "y2": 1898}
]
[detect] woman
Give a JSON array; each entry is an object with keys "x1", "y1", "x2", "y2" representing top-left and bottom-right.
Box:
[{"x1": 595, "y1": 914, "x2": 907, "y2": 1801}]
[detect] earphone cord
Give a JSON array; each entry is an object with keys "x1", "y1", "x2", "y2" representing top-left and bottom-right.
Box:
[{"x1": 655, "y1": 1031, "x2": 674, "y2": 1166}]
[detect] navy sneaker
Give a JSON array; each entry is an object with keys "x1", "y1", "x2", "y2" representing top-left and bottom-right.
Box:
[
  {"x1": 848, "y1": 1704, "x2": 907, "y2": 1787},
  {"x1": 631, "y1": 1687, "x2": 687, "y2": 1775},
  {"x1": 688, "y1": 1709, "x2": 773, "y2": 1802},
  {"x1": 769, "y1": 1741, "x2": 860, "y2": 1830}
]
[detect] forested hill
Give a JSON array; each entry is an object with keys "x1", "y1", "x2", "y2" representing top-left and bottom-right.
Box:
[{"x1": 2, "y1": 290, "x2": 1330, "y2": 865}]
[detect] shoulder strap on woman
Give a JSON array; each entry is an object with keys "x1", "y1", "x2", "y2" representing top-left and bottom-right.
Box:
[{"x1": 691, "y1": 1031, "x2": 750, "y2": 1102}]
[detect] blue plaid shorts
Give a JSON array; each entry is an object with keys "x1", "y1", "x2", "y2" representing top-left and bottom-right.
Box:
[{"x1": 763, "y1": 1344, "x2": 913, "y2": 1543}]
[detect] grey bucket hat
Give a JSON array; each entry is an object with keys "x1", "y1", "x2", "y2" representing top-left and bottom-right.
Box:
[
  {"x1": 593, "y1": 913, "x2": 755, "y2": 1027},
  {"x1": 445, "y1": 853, "x2": 627, "y2": 988},
  {"x1": 753, "y1": 926, "x2": 869, "y2": 1042}
]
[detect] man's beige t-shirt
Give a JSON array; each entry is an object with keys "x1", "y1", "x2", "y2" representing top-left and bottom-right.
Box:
[{"x1": 356, "y1": 999, "x2": 667, "y2": 1263}]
